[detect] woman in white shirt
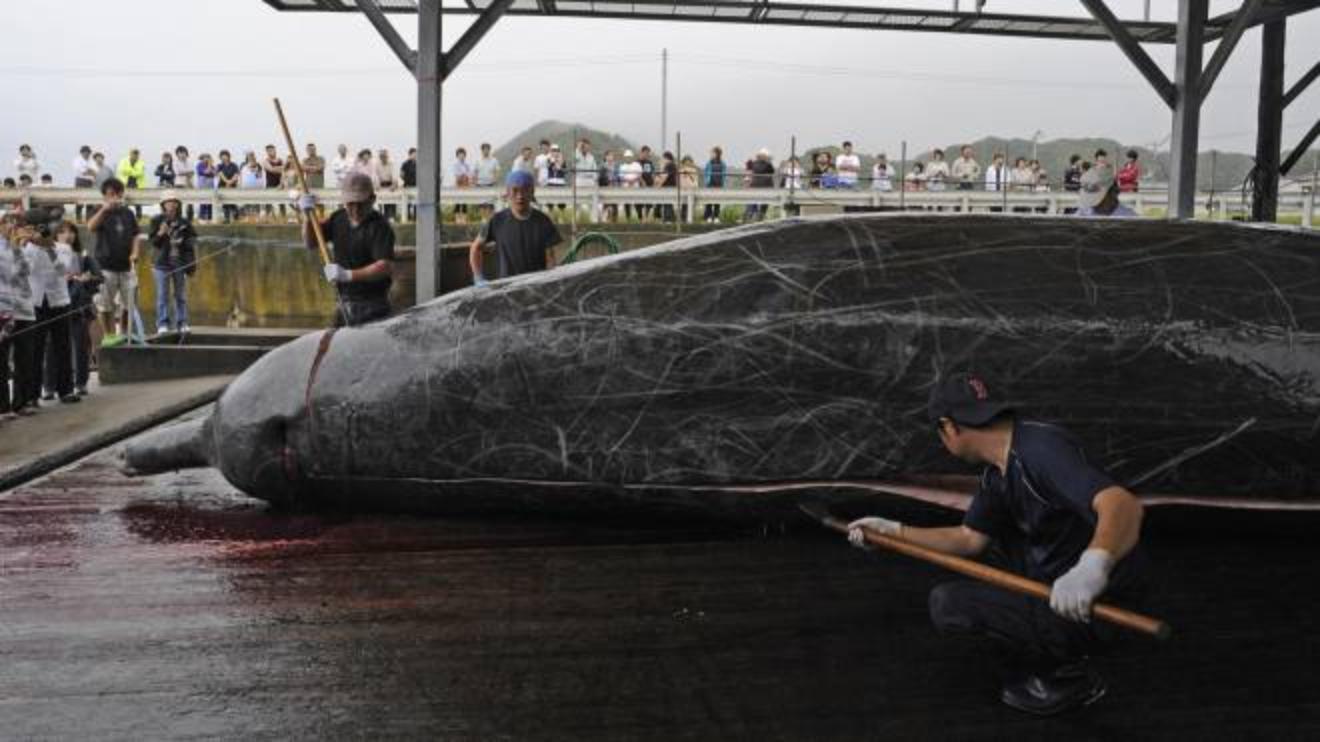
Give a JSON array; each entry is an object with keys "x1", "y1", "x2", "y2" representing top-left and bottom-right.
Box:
[
  {"x1": 21, "y1": 214, "x2": 78, "y2": 404},
  {"x1": 871, "y1": 154, "x2": 894, "y2": 192},
  {"x1": 924, "y1": 149, "x2": 950, "y2": 192},
  {"x1": 1, "y1": 221, "x2": 38, "y2": 416}
]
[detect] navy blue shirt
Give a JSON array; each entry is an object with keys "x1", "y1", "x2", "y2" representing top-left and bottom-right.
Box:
[{"x1": 964, "y1": 419, "x2": 1147, "y2": 586}]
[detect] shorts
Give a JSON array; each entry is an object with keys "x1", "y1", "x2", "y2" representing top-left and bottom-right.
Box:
[{"x1": 95, "y1": 269, "x2": 138, "y2": 314}]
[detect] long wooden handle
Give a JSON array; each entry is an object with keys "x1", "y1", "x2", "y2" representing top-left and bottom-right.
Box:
[
  {"x1": 804, "y1": 505, "x2": 1171, "y2": 640},
  {"x1": 273, "y1": 97, "x2": 331, "y2": 266}
]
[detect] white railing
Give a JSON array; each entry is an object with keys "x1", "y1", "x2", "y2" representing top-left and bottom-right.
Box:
[{"x1": 3, "y1": 185, "x2": 1315, "y2": 228}]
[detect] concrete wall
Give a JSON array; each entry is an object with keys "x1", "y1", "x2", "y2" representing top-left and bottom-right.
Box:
[{"x1": 116, "y1": 223, "x2": 718, "y2": 329}]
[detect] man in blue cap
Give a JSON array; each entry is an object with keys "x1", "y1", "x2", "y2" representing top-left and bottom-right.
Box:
[
  {"x1": 846, "y1": 372, "x2": 1149, "y2": 716},
  {"x1": 468, "y1": 169, "x2": 562, "y2": 287}
]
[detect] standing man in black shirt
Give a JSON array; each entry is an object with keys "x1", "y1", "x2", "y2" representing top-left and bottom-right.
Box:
[
  {"x1": 400, "y1": 147, "x2": 418, "y2": 222},
  {"x1": 299, "y1": 173, "x2": 395, "y2": 327},
  {"x1": 846, "y1": 373, "x2": 1148, "y2": 716},
  {"x1": 87, "y1": 178, "x2": 140, "y2": 345},
  {"x1": 468, "y1": 170, "x2": 561, "y2": 288}
]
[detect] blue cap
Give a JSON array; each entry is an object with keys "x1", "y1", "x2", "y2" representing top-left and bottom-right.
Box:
[{"x1": 506, "y1": 170, "x2": 534, "y2": 189}]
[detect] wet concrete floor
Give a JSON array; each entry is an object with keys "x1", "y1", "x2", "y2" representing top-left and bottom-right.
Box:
[{"x1": 1, "y1": 433, "x2": 1317, "y2": 739}]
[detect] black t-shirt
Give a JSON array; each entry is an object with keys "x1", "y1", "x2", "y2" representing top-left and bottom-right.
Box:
[
  {"x1": 400, "y1": 159, "x2": 417, "y2": 187},
  {"x1": 155, "y1": 162, "x2": 175, "y2": 187},
  {"x1": 216, "y1": 161, "x2": 239, "y2": 187},
  {"x1": 478, "y1": 208, "x2": 562, "y2": 279},
  {"x1": 750, "y1": 159, "x2": 776, "y2": 188},
  {"x1": 93, "y1": 206, "x2": 140, "y2": 271},
  {"x1": 963, "y1": 419, "x2": 1148, "y2": 586},
  {"x1": 639, "y1": 159, "x2": 655, "y2": 186},
  {"x1": 661, "y1": 161, "x2": 678, "y2": 187},
  {"x1": 264, "y1": 156, "x2": 283, "y2": 188},
  {"x1": 325, "y1": 208, "x2": 395, "y2": 299}
]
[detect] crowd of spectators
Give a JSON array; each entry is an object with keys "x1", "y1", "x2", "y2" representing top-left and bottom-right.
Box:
[
  {"x1": 1, "y1": 177, "x2": 198, "y2": 426},
  {"x1": 6, "y1": 140, "x2": 1145, "y2": 224}
]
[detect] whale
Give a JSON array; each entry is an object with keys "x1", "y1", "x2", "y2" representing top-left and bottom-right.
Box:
[{"x1": 124, "y1": 214, "x2": 1320, "y2": 518}]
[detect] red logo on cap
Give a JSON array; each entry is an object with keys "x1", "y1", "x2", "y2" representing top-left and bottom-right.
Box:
[{"x1": 967, "y1": 377, "x2": 989, "y2": 400}]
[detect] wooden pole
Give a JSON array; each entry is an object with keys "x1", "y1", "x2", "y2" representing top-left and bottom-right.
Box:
[
  {"x1": 273, "y1": 98, "x2": 331, "y2": 266},
  {"x1": 800, "y1": 504, "x2": 1172, "y2": 640}
]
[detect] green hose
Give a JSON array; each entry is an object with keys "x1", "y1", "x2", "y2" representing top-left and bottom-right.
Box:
[{"x1": 562, "y1": 231, "x2": 622, "y2": 264}]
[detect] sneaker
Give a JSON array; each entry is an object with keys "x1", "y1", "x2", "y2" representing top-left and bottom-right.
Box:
[
  {"x1": 41, "y1": 392, "x2": 55, "y2": 401},
  {"x1": 76, "y1": 386, "x2": 88, "y2": 397},
  {"x1": 59, "y1": 394, "x2": 81, "y2": 404},
  {"x1": 179, "y1": 324, "x2": 191, "y2": 334},
  {"x1": 101, "y1": 334, "x2": 127, "y2": 348},
  {"x1": 14, "y1": 406, "x2": 36, "y2": 417},
  {"x1": 1001, "y1": 663, "x2": 1106, "y2": 716},
  {"x1": 156, "y1": 326, "x2": 172, "y2": 337}
]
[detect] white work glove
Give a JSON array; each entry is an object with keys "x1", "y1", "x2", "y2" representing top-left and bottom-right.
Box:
[
  {"x1": 296, "y1": 193, "x2": 317, "y2": 211},
  {"x1": 472, "y1": 273, "x2": 488, "y2": 288},
  {"x1": 1050, "y1": 548, "x2": 1113, "y2": 623},
  {"x1": 846, "y1": 516, "x2": 902, "y2": 550},
  {"x1": 323, "y1": 263, "x2": 350, "y2": 284}
]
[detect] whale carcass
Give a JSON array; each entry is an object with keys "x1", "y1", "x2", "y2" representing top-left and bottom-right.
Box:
[{"x1": 125, "y1": 214, "x2": 1320, "y2": 517}]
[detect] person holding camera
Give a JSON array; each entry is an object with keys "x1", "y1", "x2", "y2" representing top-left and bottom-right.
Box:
[
  {"x1": 21, "y1": 208, "x2": 79, "y2": 405},
  {"x1": 87, "y1": 178, "x2": 140, "y2": 346},
  {"x1": 147, "y1": 191, "x2": 196, "y2": 336}
]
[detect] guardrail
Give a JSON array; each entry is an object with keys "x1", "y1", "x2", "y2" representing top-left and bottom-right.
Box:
[{"x1": 3, "y1": 185, "x2": 1314, "y2": 227}]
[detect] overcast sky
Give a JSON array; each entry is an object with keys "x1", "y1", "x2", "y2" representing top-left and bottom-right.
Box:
[{"x1": 3, "y1": 0, "x2": 1317, "y2": 183}]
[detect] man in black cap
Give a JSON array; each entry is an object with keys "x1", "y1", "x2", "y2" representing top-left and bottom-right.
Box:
[
  {"x1": 846, "y1": 372, "x2": 1148, "y2": 716},
  {"x1": 298, "y1": 172, "x2": 394, "y2": 327}
]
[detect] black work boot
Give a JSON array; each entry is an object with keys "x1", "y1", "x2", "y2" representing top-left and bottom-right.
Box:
[{"x1": 1001, "y1": 662, "x2": 1106, "y2": 716}]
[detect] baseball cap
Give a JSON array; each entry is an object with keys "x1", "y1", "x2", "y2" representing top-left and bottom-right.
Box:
[
  {"x1": 926, "y1": 372, "x2": 1016, "y2": 426},
  {"x1": 623, "y1": 149, "x2": 634, "y2": 158},
  {"x1": 506, "y1": 170, "x2": 534, "y2": 189},
  {"x1": 340, "y1": 172, "x2": 375, "y2": 203},
  {"x1": 159, "y1": 189, "x2": 182, "y2": 206},
  {"x1": 1078, "y1": 165, "x2": 1116, "y2": 209}
]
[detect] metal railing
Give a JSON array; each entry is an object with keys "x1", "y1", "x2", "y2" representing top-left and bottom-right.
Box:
[{"x1": 3, "y1": 184, "x2": 1315, "y2": 228}]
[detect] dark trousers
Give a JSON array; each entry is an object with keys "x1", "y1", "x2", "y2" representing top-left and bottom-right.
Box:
[
  {"x1": 703, "y1": 203, "x2": 721, "y2": 221},
  {"x1": 71, "y1": 312, "x2": 91, "y2": 388},
  {"x1": 5, "y1": 319, "x2": 37, "y2": 411},
  {"x1": 32, "y1": 304, "x2": 74, "y2": 400},
  {"x1": 928, "y1": 549, "x2": 1143, "y2": 667},
  {"x1": 45, "y1": 310, "x2": 90, "y2": 391},
  {"x1": 332, "y1": 296, "x2": 392, "y2": 328}
]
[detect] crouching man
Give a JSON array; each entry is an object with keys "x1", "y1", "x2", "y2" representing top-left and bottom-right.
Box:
[
  {"x1": 298, "y1": 172, "x2": 394, "y2": 327},
  {"x1": 847, "y1": 372, "x2": 1149, "y2": 716}
]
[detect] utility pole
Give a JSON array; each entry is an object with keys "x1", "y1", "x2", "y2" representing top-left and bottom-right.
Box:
[{"x1": 661, "y1": 48, "x2": 668, "y2": 152}]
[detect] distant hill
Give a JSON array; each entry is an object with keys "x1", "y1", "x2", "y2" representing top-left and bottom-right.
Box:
[
  {"x1": 493, "y1": 120, "x2": 636, "y2": 168},
  {"x1": 802, "y1": 137, "x2": 1319, "y2": 191}
]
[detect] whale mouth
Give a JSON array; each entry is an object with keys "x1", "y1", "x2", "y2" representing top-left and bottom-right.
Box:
[{"x1": 122, "y1": 419, "x2": 212, "y2": 475}]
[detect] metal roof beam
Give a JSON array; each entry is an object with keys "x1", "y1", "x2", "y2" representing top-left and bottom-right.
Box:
[
  {"x1": 441, "y1": 0, "x2": 515, "y2": 80},
  {"x1": 1197, "y1": 0, "x2": 1263, "y2": 100},
  {"x1": 359, "y1": 0, "x2": 419, "y2": 75},
  {"x1": 1080, "y1": 0, "x2": 1176, "y2": 107},
  {"x1": 1283, "y1": 60, "x2": 1320, "y2": 109},
  {"x1": 1206, "y1": 0, "x2": 1320, "y2": 34},
  {"x1": 1280, "y1": 118, "x2": 1320, "y2": 176}
]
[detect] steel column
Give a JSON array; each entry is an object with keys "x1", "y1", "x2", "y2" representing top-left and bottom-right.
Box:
[
  {"x1": 1198, "y1": 0, "x2": 1263, "y2": 101},
  {"x1": 1252, "y1": 19, "x2": 1285, "y2": 222},
  {"x1": 416, "y1": 0, "x2": 442, "y2": 301},
  {"x1": 1169, "y1": 0, "x2": 1207, "y2": 219}
]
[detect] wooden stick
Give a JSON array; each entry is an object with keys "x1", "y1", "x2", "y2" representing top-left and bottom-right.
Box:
[
  {"x1": 273, "y1": 98, "x2": 331, "y2": 266},
  {"x1": 800, "y1": 504, "x2": 1172, "y2": 640}
]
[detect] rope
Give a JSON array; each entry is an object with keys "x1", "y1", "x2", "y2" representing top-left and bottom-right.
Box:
[{"x1": 1, "y1": 241, "x2": 236, "y2": 342}]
